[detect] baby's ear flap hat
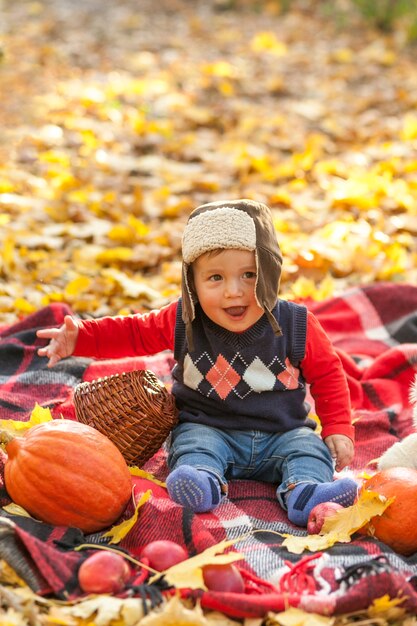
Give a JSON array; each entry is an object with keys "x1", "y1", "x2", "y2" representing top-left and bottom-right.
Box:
[{"x1": 181, "y1": 199, "x2": 283, "y2": 349}]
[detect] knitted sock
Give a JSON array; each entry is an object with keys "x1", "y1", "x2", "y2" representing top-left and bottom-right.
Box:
[
  {"x1": 286, "y1": 477, "x2": 358, "y2": 527},
  {"x1": 166, "y1": 465, "x2": 222, "y2": 513}
]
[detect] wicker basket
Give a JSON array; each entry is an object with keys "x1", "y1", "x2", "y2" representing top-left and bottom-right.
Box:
[{"x1": 73, "y1": 369, "x2": 178, "y2": 467}]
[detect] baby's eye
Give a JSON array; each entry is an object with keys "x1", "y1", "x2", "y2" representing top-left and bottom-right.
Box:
[
  {"x1": 243, "y1": 271, "x2": 257, "y2": 279},
  {"x1": 208, "y1": 274, "x2": 222, "y2": 282}
]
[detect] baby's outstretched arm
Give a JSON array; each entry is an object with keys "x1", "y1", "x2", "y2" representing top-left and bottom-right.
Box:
[
  {"x1": 324, "y1": 434, "x2": 354, "y2": 472},
  {"x1": 36, "y1": 315, "x2": 79, "y2": 367}
]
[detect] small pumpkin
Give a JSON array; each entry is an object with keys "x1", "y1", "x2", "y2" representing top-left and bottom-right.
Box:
[
  {"x1": 3, "y1": 419, "x2": 132, "y2": 533},
  {"x1": 360, "y1": 467, "x2": 417, "y2": 556}
]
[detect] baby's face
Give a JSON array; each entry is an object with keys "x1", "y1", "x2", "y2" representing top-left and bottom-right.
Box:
[{"x1": 192, "y1": 249, "x2": 264, "y2": 332}]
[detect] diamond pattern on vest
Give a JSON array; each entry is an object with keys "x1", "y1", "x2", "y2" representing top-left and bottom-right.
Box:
[
  {"x1": 277, "y1": 357, "x2": 300, "y2": 389},
  {"x1": 183, "y1": 353, "x2": 204, "y2": 390},
  {"x1": 243, "y1": 356, "x2": 277, "y2": 392},
  {"x1": 184, "y1": 350, "x2": 301, "y2": 401},
  {"x1": 205, "y1": 354, "x2": 241, "y2": 400}
]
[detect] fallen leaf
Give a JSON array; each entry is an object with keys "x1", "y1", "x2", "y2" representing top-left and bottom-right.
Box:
[
  {"x1": 368, "y1": 594, "x2": 406, "y2": 620},
  {"x1": 64, "y1": 276, "x2": 92, "y2": 298},
  {"x1": 139, "y1": 595, "x2": 207, "y2": 626},
  {"x1": 2, "y1": 503, "x2": 32, "y2": 518},
  {"x1": 129, "y1": 466, "x2": 167, "y2": 486},
  {"x1": 150, "y1": 538, "x2": 245, "y2": 590},
  {"x1": 60, "y1": 595, "x2": 145, "y2": 626},
  {"x1": 250, "y1": 32, "x2": 288, "y2": 56},
  {"x1": 281, "y1": 490, "x2": 394, "y2": 554},
  {"x1": 102, "y1": 489, "x2": 152, "y2": 544},
  {"x1": 102, "y1": 268, "x2": 162, "y2": 300},
  {"x1": 0, "y1": 404, "x2": 52, "y2": 437}
]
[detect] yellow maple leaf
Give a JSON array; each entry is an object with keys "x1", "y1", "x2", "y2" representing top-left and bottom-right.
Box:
[
  {"x1": 202, "y1": 61, "x2": 236, "y2": 79},
  {"x1": 0, "y1": 403, "x2": 52, "y2": 437},
  {"x1": 368, "y1": 594, "x2": 406, "y2": 619},
  {"x1": 96, "y1": 247, "x2": 133, "y2": 263},
  {"x1": 251, "y1": 32, "x2": 288, "y2": 56},
  {"x1": 102, "y1": 490, "x2": 152, "y2": 544},
  {"x1": 128, "y1": 466, "x2": 166, "y2": 487},
  {"x1": 13, "y1": 297, "x2": 37, "y2": 314},
  {"x1": 102, "y1": 268, "x2": 161, "y2": 300},
  {"x1": 64, "y1": 276, "x2": 91, "y2": 297},
  {"x1": 378, "y1": 242, "x2": 409, "y2": 279},
  {"x1": 289, "y1": 275, "x2": 335, "y2": 301},
  {"x1": 116, "y1": 215, "x2": 149, "y2": 240},
  {"x1": 107, "y1": 224, "x2": 136, "y2": 244},
  {"x1": 281, "y1": 490, "x2": 394, "y2": 554},
  {"x1": 149, "y1": 538, "x2": 244, "y2": 590},
  {"x1": 39, "y1": 149, "x2": 71, "y2": 166}
]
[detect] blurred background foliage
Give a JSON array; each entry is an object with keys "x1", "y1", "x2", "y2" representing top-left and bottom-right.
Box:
[
  {"x1": 1, "y1": 0, "x2": 417, "y2": 326},
  {"x1": 220, "y1": 0, "x2": 417, "y2": 40}
]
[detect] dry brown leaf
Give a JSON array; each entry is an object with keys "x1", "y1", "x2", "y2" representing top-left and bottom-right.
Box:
[
  {"x1": 59, "y1": 595, "x2": 145, "y2": 626},
  {"x1": 139, "y1": 595, "x2": 207, "y2": 626}
]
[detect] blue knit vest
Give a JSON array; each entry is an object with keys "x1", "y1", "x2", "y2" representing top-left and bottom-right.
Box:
[{"x1": 172, "y1": 299, "x2": 316, "y2": 433}]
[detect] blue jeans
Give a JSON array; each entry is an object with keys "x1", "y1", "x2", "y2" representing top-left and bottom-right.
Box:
[{"x1": 168, "y1": 422, "x2": 334, "y2": 510}]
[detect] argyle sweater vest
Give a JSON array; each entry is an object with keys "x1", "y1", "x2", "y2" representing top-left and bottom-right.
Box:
[{"x1": 172, "y1": 299, "x2": 316, "y2": 433}]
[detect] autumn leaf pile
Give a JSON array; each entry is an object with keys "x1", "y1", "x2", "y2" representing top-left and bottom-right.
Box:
[{"x1": 1, "y1": 0, "x2": 417, "y2": 327}]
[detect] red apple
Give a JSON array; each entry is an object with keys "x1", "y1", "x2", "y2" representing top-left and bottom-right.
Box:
[
  {"x1": 140, "y1": 540, "x2": 188, "y2": 571},
  {"x1": 307, "y1": 502, "x2": 344, "y2": 534},
  {"x1": 78, "y1": 551, "x2": 131, "y2": 594},
  {"x1": 202, "y1": 563, "x2": 245, "y2": 593}
]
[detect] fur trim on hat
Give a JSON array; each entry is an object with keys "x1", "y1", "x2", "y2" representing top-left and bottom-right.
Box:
[
  {"x1": 181, "y1": 199, "x2": 283, "y2": 350},
  {"x1": 182, "y1": 207, "x2": 257, "y2": 264}
]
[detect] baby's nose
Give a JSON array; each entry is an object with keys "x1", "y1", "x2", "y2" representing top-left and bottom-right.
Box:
[{"x1": 225, "y1": 278, "x2": 243, "y2": 297}]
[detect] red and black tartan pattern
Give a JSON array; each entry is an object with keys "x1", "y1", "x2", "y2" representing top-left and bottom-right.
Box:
[
  {"x1": 0, "y1": 282, "x2": 417, "y2": 616},
  {"x1": 0, "y1": 303, "x2": 91, "y2": 422}
]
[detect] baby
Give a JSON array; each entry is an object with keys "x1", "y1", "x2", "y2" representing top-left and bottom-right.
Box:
[{"x1": 37, "y1": 199, "x2": 357, "y2": 526}]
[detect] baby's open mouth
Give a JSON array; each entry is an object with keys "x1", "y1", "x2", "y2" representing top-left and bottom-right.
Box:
[{"x1": 224, "y1": 306, "x2": 246, "y2": 317}]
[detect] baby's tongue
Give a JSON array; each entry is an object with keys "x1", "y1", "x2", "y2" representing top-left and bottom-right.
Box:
[{"x1": 226, "y1": 306, "x2": 245, "y2": 316}]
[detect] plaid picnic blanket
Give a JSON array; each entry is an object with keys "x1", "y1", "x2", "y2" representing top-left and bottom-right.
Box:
[{"x1": 1, "y1": 282, "x2": 417, "y2": 617}]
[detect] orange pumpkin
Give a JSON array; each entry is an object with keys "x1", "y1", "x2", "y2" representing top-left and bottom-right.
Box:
[
  {"x1": 360, "y1": 467, "x2": 417, "y2": 556},
  {"x1": 4, "y1": 419, "x2": 132, "y2": 533}
]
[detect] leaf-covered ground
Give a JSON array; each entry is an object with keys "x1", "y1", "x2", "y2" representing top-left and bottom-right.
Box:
[{"x1": 1, "y1": 0, "x2": 417, "y2": 327}]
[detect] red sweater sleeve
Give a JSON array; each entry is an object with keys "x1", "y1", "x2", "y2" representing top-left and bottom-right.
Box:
[
  {"x1": 301, "y1": 311, "x2": 354, "y2": 442},
  {"x1": 73, "y1": 300, "x2": 177, "y2": 358}
]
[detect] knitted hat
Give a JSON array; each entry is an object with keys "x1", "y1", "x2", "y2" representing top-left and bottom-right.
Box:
[{"x1": 182, "y1": 199, "x2": 283, "y2": 349}]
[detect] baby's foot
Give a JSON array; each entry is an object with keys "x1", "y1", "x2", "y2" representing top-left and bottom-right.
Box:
[
  {"x1": 166, "y1": 465, "x2": 221, "y2": 513},
  {"x1": 286, "y1": 477, "x2": 358, "y2": 527}
]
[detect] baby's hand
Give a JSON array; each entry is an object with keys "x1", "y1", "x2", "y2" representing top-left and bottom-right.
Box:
[
  {"x1": 36, "y1": 315, "x2": 79, "y2": 367},
  {"x1": 324, "y1": 434, "x2": 354, "y2": 472}
]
